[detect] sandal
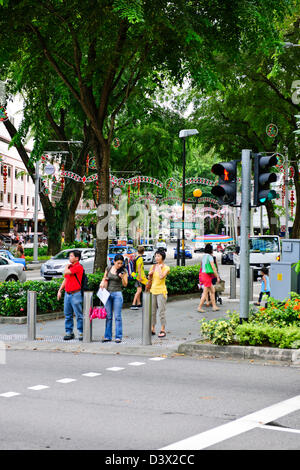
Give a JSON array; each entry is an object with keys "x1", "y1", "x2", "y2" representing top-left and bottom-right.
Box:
[
  {"x1": 158, "y1": 331, "x2": 166, "y2": 338},
  {"x1": 151, "y1": 331, "x2": 156, "y2": 335}
]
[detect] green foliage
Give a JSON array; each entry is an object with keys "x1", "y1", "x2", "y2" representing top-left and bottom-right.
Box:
[
  {"x1": 249, "y1": 292, "x2": 300, "y2": 327},
  {"x1": 236, "y1": 323, "x2": 300, "y2": 349},
  {"x1": 200, "y1": 312, "x2": 240, "y2": 345}
]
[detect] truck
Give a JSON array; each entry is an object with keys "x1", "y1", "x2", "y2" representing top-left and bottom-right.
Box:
[{"x1": 233, "y1": 235, "x2": 281, "y2": 280}]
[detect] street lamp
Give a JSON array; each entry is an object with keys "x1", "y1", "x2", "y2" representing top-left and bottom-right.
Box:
[{"x1": 179, "y1": 129, "x2": 198, "y2": 266}]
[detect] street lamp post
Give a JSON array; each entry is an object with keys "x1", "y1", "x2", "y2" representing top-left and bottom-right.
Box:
[{"x1": 179, "y1": 129, "x2": 198, "y2": 266}]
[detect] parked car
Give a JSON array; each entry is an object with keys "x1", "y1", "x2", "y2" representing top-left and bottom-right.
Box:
[
  {"x1": 0, "y1": 249, "x2": 26, "y2": 269},
  {"x1": 107, "y1": 245, "x2": 137, "y2": 266},
  {"x1": 0, "y1": 234, "x2": 12, "y2": 249},
  {"x1": 174, "y1": 245, "x2": 193, "y2": 259},
  {"x1": 194, "y1": 241, "x2": 205, "y2": 253},
  {"x1": 156, "y1": 240, "x2": 167, "y2": 252},
  {"x1": 141, "y1": 245, "x2": 156, "y2": 264},
  {"x1": 221, "y1": 245, "x2": 236, "y2": 265},
  {"x1": 40, "y1": 248, "x2": 95, "y2": 281},
  {"x1": 0, "y1": 256, "x2": 26, "y2": 282}
]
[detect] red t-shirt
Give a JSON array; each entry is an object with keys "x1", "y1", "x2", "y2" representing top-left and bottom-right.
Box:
[{"x1": 64, "y1": 262, "x2": 84, "y2": 293}]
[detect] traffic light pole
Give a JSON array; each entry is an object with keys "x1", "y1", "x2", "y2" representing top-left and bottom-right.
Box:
[
  {"x1": 239, "y1": 149, "x2": 251, "y2": 322},
  {"x1": 181, "y1": 138, "x2": 186, "y2": 266}
]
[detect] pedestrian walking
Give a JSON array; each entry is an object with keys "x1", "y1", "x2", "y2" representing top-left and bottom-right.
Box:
[
  {"x1": 16, "y1": 241, "x2": 25, "y2": 259},
  {"x1": 57, "y1": 250, "x2": 84, "y2": 341},
  {"x1": 197, "y1": 244, "x2": 220, "y2": 313},
  {"x1": 99, "y1": 254, "x2": 128, "y2": 343},
  {"x1": 254, "y1": 267, "x2": 270, "y2": 306},
  {"x1": 130, "y1": 245, "x2": 147, "y2": 310},
  {"x1": 149, "y1": 249, "x2": 170, "y2": 338}
]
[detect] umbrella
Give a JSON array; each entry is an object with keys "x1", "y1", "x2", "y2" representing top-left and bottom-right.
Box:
[{"x1": 192, "y1": 234, "x2": 234, "y2": 243}]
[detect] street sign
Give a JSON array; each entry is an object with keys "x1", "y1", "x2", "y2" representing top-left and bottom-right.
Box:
[{"x1": 170, "y1": 221, "x2": 201, "y2": 229}]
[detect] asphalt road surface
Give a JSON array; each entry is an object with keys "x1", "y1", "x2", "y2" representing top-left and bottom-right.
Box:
[{"x1": 1, "y1": 350, "x2": 299, "y2": 450}]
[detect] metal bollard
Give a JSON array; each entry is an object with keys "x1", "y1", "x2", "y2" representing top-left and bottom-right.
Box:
[
  {"x1": 83, "y1": 291, "x2": 93, "y2": 343},
  {"x1": 230, "y1": 266, "x2": 237, "y2": 299},
  {"x1": 249, "y1": 268, "x2": 254, "y2": 302},
  {"x1": 142, "y1": 292, "x2": 152, "y2": 345},
  {"x1": 27, "y1": 291, "x2": 37, "y2": 340}
]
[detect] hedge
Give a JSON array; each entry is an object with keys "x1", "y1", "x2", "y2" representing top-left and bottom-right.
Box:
[
  {"x1": 236, "y1": 323, "x2": 300, "y2": 349},
  {"x1": 0, "y1": 264, "x2": 201, "y2": 317}
]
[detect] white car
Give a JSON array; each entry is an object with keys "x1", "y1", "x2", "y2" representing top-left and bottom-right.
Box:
[
  {"x1": 40, "y1": 248, "x2": 95, "y2": 281},
  {"x1": 141, "y1": 245, "x2": 156, "y2": 264},
  {"x1": 0, "y1": 256, "x2": 26, "y2": 282}
]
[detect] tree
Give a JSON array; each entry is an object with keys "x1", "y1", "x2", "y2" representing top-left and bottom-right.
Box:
[{"x1": 0, "y1": 0, "x2": 291, "y2": 269}]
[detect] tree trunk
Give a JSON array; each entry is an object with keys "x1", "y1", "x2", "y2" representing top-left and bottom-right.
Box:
[
  {"x1": 265, "y1": 201, "x2": 278, "y2": 235},
  {"x1": 94, "y1": 140, "x2": 110, "y2": 272},
  {"x1": 291, "y1": 160, "x2": 300, "y2": 238}
]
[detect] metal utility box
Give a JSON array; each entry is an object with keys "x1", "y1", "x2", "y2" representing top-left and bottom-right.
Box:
[
  {"x1": 270, "y1": 261, "x2": 300, "y2": 300},
  {"x1": 281, "y1": 239, "x2": 300, "y2": 263}
]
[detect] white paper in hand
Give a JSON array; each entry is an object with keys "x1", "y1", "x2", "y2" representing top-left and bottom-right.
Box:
[{"x1": 97, "y1": 288, "x2": 110, "y2": 306}]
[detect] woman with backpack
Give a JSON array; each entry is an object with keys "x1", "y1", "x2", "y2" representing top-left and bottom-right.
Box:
[
  {"x1": 99, "y1": 254, "x2": 128, "y2": 343},
  {"x1": 130, "y1": 245, "x2": 147, "y2": 310},
  {"x1": 198, "y1": 244, "x2": 220, "y2": 313}
]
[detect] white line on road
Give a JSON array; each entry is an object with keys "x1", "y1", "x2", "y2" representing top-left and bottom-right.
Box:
[
  {"x1": 106, "y1": 367, "x2": 125, "y2": 372},
  {"x1": 149, "y1": 357, "x2": 166, "y2": 361},
  {"x1": 56, "y1": 378, "x2": 77, "y2": 384},
  {"x1": 128, "y1": 362, "x2": 146, "y2": 366},
  {"x1": 27, "y1": 385, "x2": 49, "y2": 391},
  {"x1": 259, "y1": 424, "x2": 300, "y2": 435},
  {"x1": 82, "y1": 372, "x2": 102, "y2": 377},
  {"x1": 0, "y1": 392, "x2": 21, "y2": 398},
  {"x1": 161, "y1": 394, "x2": 300, "y2": 450}
]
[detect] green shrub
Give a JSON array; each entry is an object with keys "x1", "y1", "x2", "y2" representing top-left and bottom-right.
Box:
[
  {"x1": 249, "y1": 292, "x2": 300, "y2": 326},
  {"x1": 236, "y1": 323, "x2": 300, "y2": 349},
  {"x1": 199, "y1": 312, "x2": 239, "y2": 345}
]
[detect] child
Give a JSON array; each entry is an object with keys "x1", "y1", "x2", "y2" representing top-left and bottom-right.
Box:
[{"x1": 254, "y1": 267, "x2": 270, "y2": 306}]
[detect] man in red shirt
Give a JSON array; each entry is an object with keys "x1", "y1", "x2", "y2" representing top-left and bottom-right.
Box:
[{"x1": 57, "y1": 250, "x2": 84, "y2": 341}]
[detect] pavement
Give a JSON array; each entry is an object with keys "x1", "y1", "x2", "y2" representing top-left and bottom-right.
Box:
[{"x1": 0, "y1": 294, "x2": 242, "y2": 356}]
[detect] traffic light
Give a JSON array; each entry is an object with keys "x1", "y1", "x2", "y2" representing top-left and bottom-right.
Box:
[
  {"x1": 253, "y1": 153, "x2": 278, "y2": 206},
  {"x1": 211, "y1": 160, "x2": 237, "y2": 205}
]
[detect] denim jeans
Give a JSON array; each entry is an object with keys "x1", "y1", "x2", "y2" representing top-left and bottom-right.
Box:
[
  {"x1": 104, "y1": 291, "x2": 123, "y2": 340},
  {"x1": 64, "y1": 291, "x2": 83, "y2": 335}
]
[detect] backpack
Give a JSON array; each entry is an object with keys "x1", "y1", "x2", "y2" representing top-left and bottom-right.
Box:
[
  {"x1": 74, "y1": 268, "x2": 89, "y2": 295},
  {"x1": 128, "y1": 256, "x2": 142, "y2": 280}
]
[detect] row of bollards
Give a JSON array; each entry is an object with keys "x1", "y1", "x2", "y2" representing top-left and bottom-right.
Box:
[{"x1": 26, "y1": 290, "x2": 153, "y2": 346}]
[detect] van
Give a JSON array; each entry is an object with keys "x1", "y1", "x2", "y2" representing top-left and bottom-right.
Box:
[{"x1": 233, "y1": 235, "x2": 281, "y2": 280}]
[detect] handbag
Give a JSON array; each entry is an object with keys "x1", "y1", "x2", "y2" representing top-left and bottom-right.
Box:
[
  {"x1": 203, "y1": 255, "x2": 214, "y2": 274},
  {"x1": 89, "y1": 306, "x2": 107, "y2": 320},
  {"x1": 214, "y1": 279, "x2": 225, "y2": 293},
  {"x1": 145, "y1": 271, "x2": 153, "y2": 292}
]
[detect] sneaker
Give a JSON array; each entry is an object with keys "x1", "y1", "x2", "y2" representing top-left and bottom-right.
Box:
[
  {"x1": 64, "y1": 333, "x2": 75, "y2": 340},
  {"x1": 137, "y1": 304, "x2": 143, "y2": 308},
  {"x1": 102, "y1": 338, "x2": 111, "y2": 343},
  {"x1": 130, "y1": 305, "x2": 139, "y2": 310},
  {"x1": 78, "y1": 334, "x2": 83, "y2": 341},
  {"x1": 115, "y1": 339, "x2": 122, "y2": 343}
]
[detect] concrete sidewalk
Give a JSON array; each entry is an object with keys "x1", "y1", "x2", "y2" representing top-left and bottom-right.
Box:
[{"x1": 0, "y1": 294, "x2": 241, "y2": 357}]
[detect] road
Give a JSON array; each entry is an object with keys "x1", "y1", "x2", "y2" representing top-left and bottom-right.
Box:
[{"x1": 0, "y1": 350, "x2": 299, "y2": 450}]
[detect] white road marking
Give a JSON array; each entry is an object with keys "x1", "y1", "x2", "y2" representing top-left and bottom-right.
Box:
[
  {"x1": 27, "y1": 385, "x2": 49, "y2": 391},
  {"x1": 0, "y1": 392, "x2": 21, "y2": 398},
  {"x1": 161, "y1": 394, "x2": 300, "y2": 450},
  {"x1": 56, "y1": 378, "x2": 77, "y2": 384},
  {"x1": 106, "y1": 367, "x2": 125, "y2": 372},
  {"x1": 259, "y1": 424, "x2": 300, "y2": 435},
  {"x1": 82, "y1": 372, "x2": 102, "y2": 377},
  {"x1": 149, "y1": 357, "x2": 166, "y2": 361},
  {"x1": 128, "y1": 362, "x2": 145, "y2": 366}
]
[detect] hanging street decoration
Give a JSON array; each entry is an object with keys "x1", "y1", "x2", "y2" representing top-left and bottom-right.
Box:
[
  {"x1": 2, "y1": 164, "x2": 7, "y2": 193},
  {"x1": 266, "y1": 123, "x2": 278, "y2": 138},
  {"x1": 166, "y1": 178, "x2": 178, "y2": 192},
  {"x1": 113, "y1": 137, "x2": 121, "y2": 148},
  {"x1": 0, "y1": 105, "x2": 8, "y2": 122},
  {"x1": 178, "y1": 177, "x2": 215, "y2": 187}
]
